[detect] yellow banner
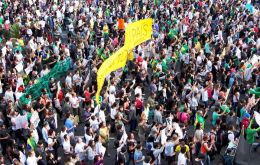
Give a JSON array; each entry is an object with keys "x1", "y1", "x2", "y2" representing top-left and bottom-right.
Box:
[
  {"x1": 125, "y1": 18, "x2": 153, "y2": 50},
  {"x1": 127, "y1": 51, "x2": 134, "y2": 61},
  {"x1": 95, "y1": 18, "x2": 153, "y2": 104},
  {"x1": 96, "y1": 46, "x2": 128, "y2": 103}
]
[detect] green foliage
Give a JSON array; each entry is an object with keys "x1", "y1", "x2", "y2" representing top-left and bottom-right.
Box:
[
  {"x1": 0, "y1": 23, "x2": 20, "y2": 40},
  {"x1": 10, "y1": 24, "x2": 20, "y2": 39},
  {"x1": 1, "y1": 29, "x2": 11, "y2": 40}
]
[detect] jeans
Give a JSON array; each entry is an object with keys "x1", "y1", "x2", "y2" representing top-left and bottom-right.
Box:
[
  {"x1": 129, "y1": 119, "x2": 137, "y2": 132},
  {"x1": 195, "y1": 142, "x2": 201, "y2": 156},
  {"x1": 126, "y1": 152, "x2": 134, "y2": 165},
  {"x1": 203, "y1": 154, "x2": 211, "y2": 165},
  {"x1": 203, "y1": 101, "x2": 208, "y2": 108}
]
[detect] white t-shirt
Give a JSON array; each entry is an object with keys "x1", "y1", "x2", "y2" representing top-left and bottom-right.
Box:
[
  {"x1": 75, "y1": 142, "x2": 86, "y2": 160},
  {"x1": 90, "y1": 119, "x2": 99, "y2": 131},
  {"x1": 70, "y1": 96, "x2": 79, "y2": 108},
  {"x1": 63, "y1": 140, "x2": 71, "y2": 153},
  {"x1": 4, "y1": 90, "x2": 14, "y2": 102},
  {"x1": 196, "y1": 55, "x2": 202, "y2": 66},
  {"x1": 142, "y1": 60, "x2": 148, "y2": 71},
  {"x1": 19, "y1": 151, "x2": 26, "y2": 164},
  {"x1": 177, "y1": 153, "x2": 187, "y2": 165},
  {"x1": 202, "y1": 89, "x2": 208, "y2": 102},
  {"x1": 212, "y1": 89, "x2": 219, "y2": 101},
  {"x1": 109, "y1": 85, "x2": 116, "y2": 94},
  {"x1": 26, "y1": 156, "x2": 37, "y2": 165},
  {"x1": 60, "y1": 131, "x2": 67, "y2": 143},
  {"x1": 73, "y1": 74, "x2": 82, "y2": 86},
  {"x1": 84, "y1": 134, "x2": 93, "y2": 145},
  {"x1": 99, "y1": 110, "x2": 106, "y2": 124},
  {"x1": 87, "y1": 147, "x2": 95, "y2": 160},
  {"x1": 65, "y1": 76, "x2": 72, "y2": 88},
  {"x1": 110, "y1": 107, "x2": 117, "y2": 120},
  {"x1": 109, "y1": 94, "x2": 116, "y2": 105},
  {"x1": 165, "y1": 141, "x2": 175, "y2": 156},
  {"x1": 173, "y1": 122, "x2": 183, "y2": 139},
  {"x1": 47, "y1": 138, "x2": 54, "y2": 151},
  {"x1": 206, "y1": 60, "x2": 212, "y2": 72},
  {"x1": 228, "y1": 131, "x2": 235, "y2": 142},
  {"x1": 134, "y1": 87, "x2": 142, "y2": 96}
]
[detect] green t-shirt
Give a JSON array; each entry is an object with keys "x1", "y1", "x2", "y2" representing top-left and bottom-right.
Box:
[
  {"x1": 162, "y1": 59, "x2": 168, "y2": 73},
  {"x1": 212, "y1": 111, "x2": 220, "y2": 126},
  {"x1": 0, "y1": 17, "x2": 3, "y2": 24},
  {"x1": 205, "y1": 43, "x2": 210, "y2": 53},
  {"x1": 168, "y1": 29, "x2": 177, "y2": 39},
  {"x1": 105, "y1": 9, "x2": 110, "y2": 17},
  {"x1": 166, "y1": 57, "x2": 175, "y2": 63},
  {"x1": 240, "y1": 107, "x2": 246, "y2": 121},
  {"x1": 151, "y1": 59, "x2": 158, "y2": 69},
  {"x1": 180, "y1": 104, "x2": 184, "y2": 112},
  {"x1": 195, "y1": 114, "x2": 205, "y2": 129},
  {"x1": 92, "y1": 96, "x2": 103, "y2": 106},
  {"x1": 246, "y1": 126, "x2": 260, "y2": 144},
  {"x1": 220, "y1": 105, "x2": 230, "y2": 113},
  {"x1": 181, "y1": 44, "x2": 189, "y2": 54}
]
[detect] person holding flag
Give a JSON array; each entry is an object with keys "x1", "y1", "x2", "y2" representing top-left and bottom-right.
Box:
[{"x1": 194, "y1": 110, "x2": 207, "y2": 129}]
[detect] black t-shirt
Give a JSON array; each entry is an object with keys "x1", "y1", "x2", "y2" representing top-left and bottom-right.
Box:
[
  {"x1": 127, "y1": 141, "x2": 135, "y2": 153},
  {"x1": 36, "y1": 28, "x2": 44, "y2": 37},
  {"x1": 0, "y1": 129, "x2": 9, "y2": 143},
  {"x1": 49, "y1": 82, "x2": 57, "y2": 94}
]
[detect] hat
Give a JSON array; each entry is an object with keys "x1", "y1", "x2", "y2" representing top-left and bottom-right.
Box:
[
  {"x1": 18, "y1": 86, "x2": 24, "y2": 92},
  {"x1": 244, "y1": 113, "x2": 250, "y2": 119}
]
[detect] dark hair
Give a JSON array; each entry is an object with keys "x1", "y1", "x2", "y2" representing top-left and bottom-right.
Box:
[
  {"x1": 136, "y1": 144, "x2": 142, "y2": 150},
  {"x1": 181, "y1": 146, "x2": 186, "y2": 153},
  {"x1": 48, "y1": 129, "x2": 54, "y2": 136}
]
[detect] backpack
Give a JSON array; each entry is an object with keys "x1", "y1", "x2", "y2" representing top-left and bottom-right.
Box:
[{"x1": 222, "y1": 131, "x2": 231, "y2": 147}]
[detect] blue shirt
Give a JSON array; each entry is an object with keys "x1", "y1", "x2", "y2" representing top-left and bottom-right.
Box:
[
  {"x1": 134, "y1": 150, "x2": 143, "y2": 165},
  {"x1": 65, "y1": 118, "x2": 74, "y2": 133}
]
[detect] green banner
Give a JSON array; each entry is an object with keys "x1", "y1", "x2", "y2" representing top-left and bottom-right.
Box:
[{"x1": 19, "y1": 58, "x2": 71, "y2": 106}]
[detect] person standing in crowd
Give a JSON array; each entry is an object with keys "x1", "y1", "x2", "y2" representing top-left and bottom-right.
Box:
[
  {"x1": 134, "y1": 144, "x2": 144, "y2": 165},
  {"x1": 0, "y1": 0, "x2": 258, "y2": 165}
]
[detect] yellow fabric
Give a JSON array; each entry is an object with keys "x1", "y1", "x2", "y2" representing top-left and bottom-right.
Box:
[
  {"x1": 96, "y1": 46, "x2": 128, "y2": 103},
  {"x1": 175, "y1": 145, "x2": 190, "y2": 153},
  {"x1": 18, "y1": 39, "x2": 24, "y2": 46},
  {"x1": 195, "y1": 42, "x2": 201, "y2": 52},
  {"x1": 125, "y1": 18, "x2": 153, "y2": 50},
  {"x1": 127, "y1": 51, "x2": 134, "y2": 61},
  {"x1": 95, "y1": 18, "x2": 153, "y2": 104},
  {"x1": 103, "y1": 25, "x2": 109, "y2": 33},
  {"x1": 99, "y1": 127, "x2": 109, "y2": 144}
]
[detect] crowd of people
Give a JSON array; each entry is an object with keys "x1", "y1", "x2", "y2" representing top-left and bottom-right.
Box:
[{"x1": 0, "y1": 0, "x2": 259, "y2": 165}]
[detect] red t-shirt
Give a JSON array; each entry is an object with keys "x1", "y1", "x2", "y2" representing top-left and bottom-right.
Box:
[
  {"x1": 137, "y1": 56, "x2": 143, "y2": 66},
  {"x1": 58, "y1": 90, "x2": 64, "y2": 103},
  {"x1": 135, "y1": 98, "x2": 143, "y2": 110},
  {"x1": 84, "y1": 90, "x2": 91, "y2": 103}
]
